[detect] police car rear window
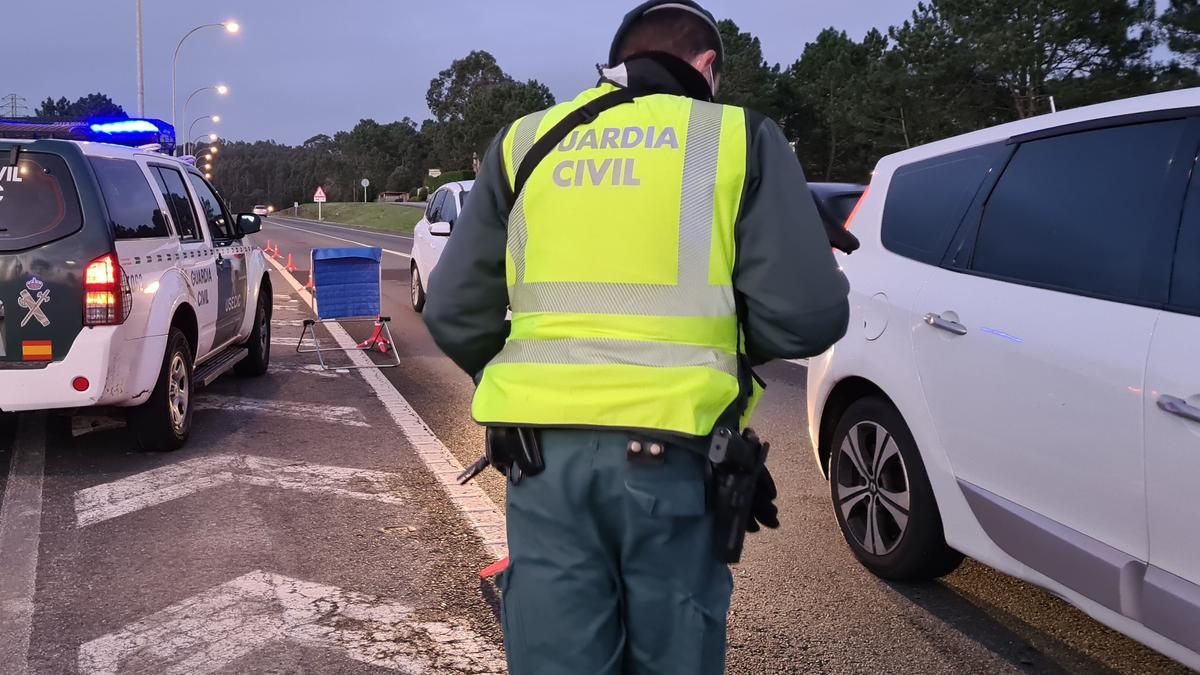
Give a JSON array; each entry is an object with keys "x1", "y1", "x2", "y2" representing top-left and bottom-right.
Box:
[
  {"x1": 90, "y1": 157, "x2": 171, "y2": 240},
  {"x1": 0, "y1": 152, "x2": 83, "y2": 252}
]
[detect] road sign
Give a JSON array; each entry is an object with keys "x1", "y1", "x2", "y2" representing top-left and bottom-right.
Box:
[
  {"x1": 313, "y1": 186, "x2": 327, "y2": 203},
  {"x1": 360, "y1": 178, "x2": 369, "y2": 188}
]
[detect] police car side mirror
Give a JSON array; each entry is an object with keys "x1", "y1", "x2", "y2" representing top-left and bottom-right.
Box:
[
  {"x1": 236, "y1": 214, "x2": 263, "y2": 236},
  {"x1": 430, "y1": 221, "x2": 452, "y2": 237}
]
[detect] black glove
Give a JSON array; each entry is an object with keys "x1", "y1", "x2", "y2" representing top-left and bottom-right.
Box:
[{"x1": 746, "y1": 466, "x2": 780, "y2": 533}]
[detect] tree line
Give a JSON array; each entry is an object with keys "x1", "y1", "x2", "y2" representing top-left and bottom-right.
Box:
[{"x1": 20, "y1": 0, "x2": 1200, "y2": 209}]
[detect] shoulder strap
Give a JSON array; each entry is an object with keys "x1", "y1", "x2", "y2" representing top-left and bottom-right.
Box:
[{"x1": 509, "y1": 87, "x2": 643, "y2": 205}]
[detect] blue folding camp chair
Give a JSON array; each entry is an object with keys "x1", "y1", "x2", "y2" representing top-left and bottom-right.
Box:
[{"x1": 297, "y1": 247, "x2": 400, "y2": 370}]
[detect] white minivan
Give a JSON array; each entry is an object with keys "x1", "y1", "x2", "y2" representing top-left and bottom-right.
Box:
[{"x1": 807, "y1": 88, "x2": 1200, "y2": 669}]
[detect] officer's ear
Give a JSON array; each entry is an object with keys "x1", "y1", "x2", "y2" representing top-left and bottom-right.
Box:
[{"x1": 690, "y1": 49, "x2": 719, "y2": 95}]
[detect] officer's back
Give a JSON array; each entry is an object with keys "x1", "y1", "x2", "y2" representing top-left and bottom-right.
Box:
[{"x1": 424, "y1": 2, "x2": 849, "y2": 673}]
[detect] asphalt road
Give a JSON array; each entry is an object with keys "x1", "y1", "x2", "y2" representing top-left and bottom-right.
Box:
[
  {"x1": 0, "y1": 214, "x2": 1187, "y2": 674},
  {"x1": 257, "y1": 214, "x2": 1190, "y2": 675}
]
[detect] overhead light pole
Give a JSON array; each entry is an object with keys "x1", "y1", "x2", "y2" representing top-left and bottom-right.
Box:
[
  {"x1": 182, "y1": 84, "x2": 228, "y2": 143},
  {"x1": 187, "y1": 116, "x2": 220, "y2": 156},
  {"x1": 135, "y1": 0, "x2": 145, "y2": 117},
  {"x1": 171, "y1": 21, "x2": 239, "y2": 134}
]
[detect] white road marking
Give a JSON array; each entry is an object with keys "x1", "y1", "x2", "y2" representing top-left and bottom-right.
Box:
[
  {"x1": 268, "y1": 256, "x2": 508, "y2": 558},
  {"x1": 270, "y1": 363, "x2": 342, "y2": 379},
  {"x1": 269, "y1": 216, "x2": 414, "y2": 241},
  {"x1": 271, "y1": 319, "x2": 307, "y2": 328},
  {"x1": 267, "y1": 220, "x2": 411, "y2": 259},
  {"x1": 76, "y1": 570, "x2": 505, "y2": 674},
  {"x1": 74, "y1": 454, "x2": 403, "y2": 528},
  {"x1": 194, "y1": 394, "x2": 369, "y2": 428},
  {"x1": 0, "y1": 415, "x2": 46, "y2": 675}
]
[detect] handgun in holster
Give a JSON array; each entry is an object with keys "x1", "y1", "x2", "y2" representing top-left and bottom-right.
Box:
[
  {"x1": 457, "y1": 427, "x2": 545, "y2": 486},
  {"x1": 708, "y1": 426, "x2": 770, "y2": 564}
]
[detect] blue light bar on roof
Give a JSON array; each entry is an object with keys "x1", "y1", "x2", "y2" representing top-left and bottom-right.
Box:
[{"x1": 89, "y1": 119, "x2": 160, "y2": 134}]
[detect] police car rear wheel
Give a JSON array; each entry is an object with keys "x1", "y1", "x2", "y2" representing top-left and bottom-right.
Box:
[
  {"x1": 828, "y1": 397, "x2": 963, "y2": 581},
  {"x1": 410, "y1": 263, "x2": 426, "y2": 312},
  {"x1": 236, "y1": 290, "x2": 271, "y2": 376},
  {"x1": 129, "y1": 328, "x2": 193, "y2": 452}
]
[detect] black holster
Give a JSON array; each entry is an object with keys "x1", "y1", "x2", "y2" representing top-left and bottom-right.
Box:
[
  {"x1": 708, "y1": 427, "x2": 770, "y2": 564},
  {"x1": 486, "y1": 427, "x2": 545, "y2": 485}
]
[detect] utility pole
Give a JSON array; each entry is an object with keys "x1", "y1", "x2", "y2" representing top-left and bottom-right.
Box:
[
  {"x1": 1, "y1": 94, "x2": 28, "y2": 118},
  {"x1": 135, "y1": 0, "x2": 145, "y2": 117}
]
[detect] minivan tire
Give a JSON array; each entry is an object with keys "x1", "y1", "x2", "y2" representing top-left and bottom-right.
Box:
[
  {"x1": 828, "y1": 396, "x2": 964, "y2": 581},
  {"x1": 129, "y1": 328, "x2": 193, "y2": 452},
  {"x1": 236, "y1": 289, "x2": 271, "y2": 376},
  {"x1": 410, "y1": 263, "x2": 426, "y2": 313}
]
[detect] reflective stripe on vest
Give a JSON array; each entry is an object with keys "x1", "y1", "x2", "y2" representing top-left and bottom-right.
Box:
[{"x1": 474, "y1": 86, "x2": 749, "y2": 437}]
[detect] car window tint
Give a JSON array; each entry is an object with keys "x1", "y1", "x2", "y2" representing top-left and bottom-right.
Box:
[
  {"x1": 441, "y1": 191, "x2": 459, "y2": 224},
  {"x1": 882, "y1": 145, "x2": 1004, "y2": 265},
  {"x1": 90, "y1": 158, "x2": 169, "y2": 240},
  {"x1": 426, "y1": 190, "x2": 445, "y2": 222},
  {"x1": 150, "y1": 167, "x2": 201, "y2": 241},
  {"x1": 0, "y1": 152, "x2": 82, "y2": 252},
  {"x1": 186, "y1": 172, "x2": 235, "y2": 240},
  {"x1": 972, "y1": 120, "x2": 1186, "y2": 302},
  {"x1": 1172, "y1": 177, "x2": 1200, "y2": 312}
]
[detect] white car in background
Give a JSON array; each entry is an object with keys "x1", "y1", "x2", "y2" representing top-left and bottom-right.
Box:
[
  {"x1": 252, "y1": 204, "x2": 269, "y2": 217},
  {"x1": 807, "y1": 88, "x2": 1200, "y2": 669},
  {"x1": 409, "y1": 180, "x2": 472, "y2": 312}
]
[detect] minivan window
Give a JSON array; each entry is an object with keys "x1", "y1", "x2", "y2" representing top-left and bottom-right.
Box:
[
  {"x1": 441, "y1": 191, "x2": 459, "y2": 225},
  {"x1": 0, "y1": 153, "x2": 83, "y2": 252},
  {"x1": 186, "y1": 172, "x2": 235, "y2": 240},
  {"x1": 426, "y1": 190, "x2": 446, "y2": 223},
  {"x1": 90, "y1": 158, "x2": 170, "y2": 240},
  {"x1": 150, "y1": 166, "x2": 201, "y2": 241},
  {"x1": 881, "y1": 144, "x2": 1004, "y2": 265},
  {"x1": 972, "y1": 120, "x2": 1186, "y2": 303}
]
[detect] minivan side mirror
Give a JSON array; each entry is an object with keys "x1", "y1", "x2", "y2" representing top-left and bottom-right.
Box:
[
  {"x1": 430, "y1": 221, "x2": 452, "y2": 237},
  {"x1": 236, "y1": 213, "x2": 263, "y2": 235}
]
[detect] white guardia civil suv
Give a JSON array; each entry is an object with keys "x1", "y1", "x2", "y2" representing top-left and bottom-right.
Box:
[{"x1": 807, "y1": 88, "x2": 1200, "y2": 669}]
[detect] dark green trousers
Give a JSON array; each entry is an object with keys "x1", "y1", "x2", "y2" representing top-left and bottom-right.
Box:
[{"x1": 500, "y1": 429, "x2": 732, "y2": 674}]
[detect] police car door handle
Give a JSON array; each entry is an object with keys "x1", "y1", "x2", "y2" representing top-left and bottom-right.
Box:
[
  {"x1": 1157, "y1": 395, "x2": 1200, "y2": 424},
  {"x1": 924, "y1": 313, "x2": 967, "y2": 336}
]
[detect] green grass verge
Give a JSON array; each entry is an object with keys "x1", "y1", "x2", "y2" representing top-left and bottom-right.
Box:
[{"x1": 291, "y1": 203, "x2": 423, "y2": 234}]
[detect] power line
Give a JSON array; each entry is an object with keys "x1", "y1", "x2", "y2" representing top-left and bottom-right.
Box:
[{"x1": 1, "y1": 94, "x2": 29, "y2": 117}]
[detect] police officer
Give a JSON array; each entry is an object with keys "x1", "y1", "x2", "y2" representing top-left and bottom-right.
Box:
[{"x1": 424, "y1": 2, "x2": 850, "y2": 672}]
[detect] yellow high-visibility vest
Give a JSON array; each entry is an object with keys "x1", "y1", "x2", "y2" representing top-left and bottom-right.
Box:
[{"x1": 472, "y1": 83, "x2": 759, "y2": 438}]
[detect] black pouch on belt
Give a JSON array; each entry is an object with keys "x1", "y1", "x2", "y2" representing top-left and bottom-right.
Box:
[{"x1": 487, "y1": 427, "x2": 545, "y2": 485}]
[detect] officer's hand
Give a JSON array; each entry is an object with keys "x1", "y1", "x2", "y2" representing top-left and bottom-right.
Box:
[{"x1": 746, "y1": 466, "x2": 780, "y2": 533}]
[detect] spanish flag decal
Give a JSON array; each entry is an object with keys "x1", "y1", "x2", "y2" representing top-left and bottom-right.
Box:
[{"x1": 21, "y1": 341, "x2": 52, "y2": 362}]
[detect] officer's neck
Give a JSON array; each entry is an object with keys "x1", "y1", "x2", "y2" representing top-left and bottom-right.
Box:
[{"x1": 600, "y1": 52, "x2": 714, "y2": 102}]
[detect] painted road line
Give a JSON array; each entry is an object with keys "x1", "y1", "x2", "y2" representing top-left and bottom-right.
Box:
[
  {"x1": 270, "y1": 363, "x2": 346, "y2": 378},
  {"x1": 269, "y1": 215, "x2": 414, "y2": 240},
  {"x1": 0, "y1": 414, "x2": 46, "y2": 675},
  {"x1": 268, "y1": 257, "x2": 508, "y2": 558},
  {"x1": 74, "y1": 454, "x2": 404, "y2": 528},
  {"x1": 194, "y1": 394, "x2": 369, "y2": 428},
  {"x1": 267, "y1": 220, "x2": 411, "y2": 259},
  {"x1": 77, "y1": 570, "x2": 505, "y2": 674}
]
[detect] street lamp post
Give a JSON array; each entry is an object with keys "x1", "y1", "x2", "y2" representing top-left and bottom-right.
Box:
[
  {"x1": 171, "y1": 21, "x2": 239, "y2": 135},
  {"x1": 135, "y1": 0, "x2": 145, "y2": 117},
  {"x1": 182, "y1": 84, "x2": 228, "y2": 148},
  {"x1": 187, "y1": 117, "x2": 220, "y2": 156}
]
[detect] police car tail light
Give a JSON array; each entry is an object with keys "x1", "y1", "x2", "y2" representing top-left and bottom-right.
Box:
[{"x1": 83, "y1": 253, "x2": 132, "y2": 326}]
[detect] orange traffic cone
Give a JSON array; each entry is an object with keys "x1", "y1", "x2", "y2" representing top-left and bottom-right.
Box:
[
  {"x1": 303, "y1": 275, "x2": 315, "y2": 292},
  {"x1": 272, "y1": 244, "x2": 283, "y2": 260},
  {"x1": 480, "y1": 557, "x2": 509, "y2": 579},
  {"x1": 284, "y1": 254, "x2": 299, "y2": 273}
]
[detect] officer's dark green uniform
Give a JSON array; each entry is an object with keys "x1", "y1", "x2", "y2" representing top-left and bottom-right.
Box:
[{"x1": 424, "y1": 2, "x2": 850, "y2": 672}]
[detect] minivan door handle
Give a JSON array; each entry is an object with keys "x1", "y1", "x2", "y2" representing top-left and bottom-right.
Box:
[
  {"x1": 1157, "y1": 395, "x2": 1200, "y2": 424},
  {"x1": 923, "y1": 313, "x2": 968, "y2": 336}
]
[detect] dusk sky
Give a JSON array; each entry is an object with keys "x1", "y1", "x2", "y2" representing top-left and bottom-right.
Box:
[{"x1": 4, "y1": 1, "x2": 915, "y2": 145}]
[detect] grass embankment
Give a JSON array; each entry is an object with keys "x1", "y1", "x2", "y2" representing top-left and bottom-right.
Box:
[{"x1": 292, "y1": 203, "x2": 423, "y2": 234}]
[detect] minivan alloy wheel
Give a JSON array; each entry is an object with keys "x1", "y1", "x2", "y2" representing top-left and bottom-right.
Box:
[
  {"x1": 836, "y1": 421, "x2": 911, "y2": 556},
  {"x1": 167, "y1": 353, "x2": 189, "y2": 434}
]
